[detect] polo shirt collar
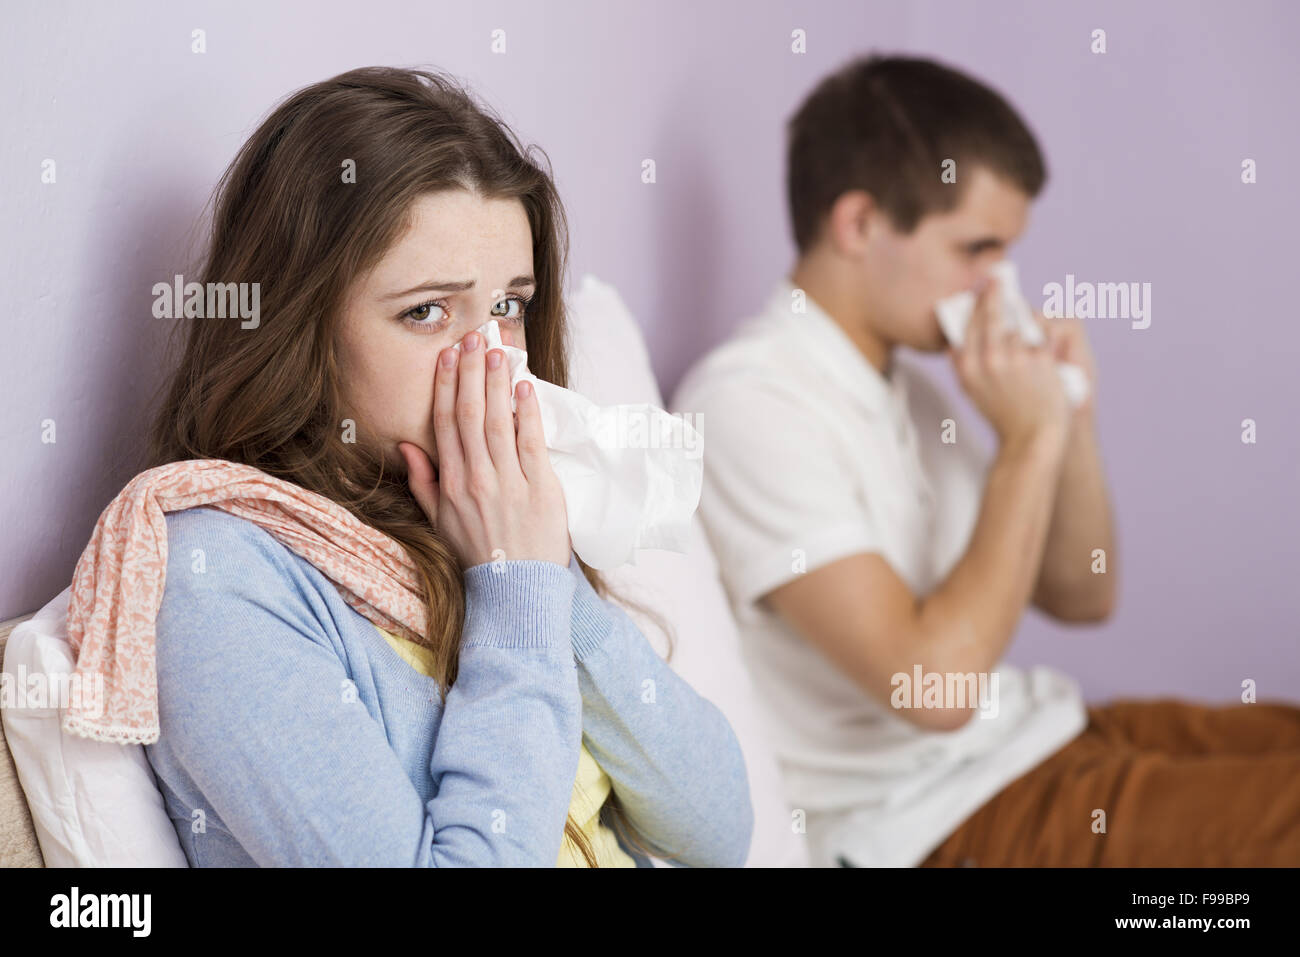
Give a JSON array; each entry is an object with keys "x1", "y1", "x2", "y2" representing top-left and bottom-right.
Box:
[{"x1": 764, "y1": 277, "x2": 908, "y2": 418}]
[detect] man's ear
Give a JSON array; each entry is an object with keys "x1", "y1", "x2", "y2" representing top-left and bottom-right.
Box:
[{"x1": 826, "y1": 189, "x2": 876, "y2": 258}]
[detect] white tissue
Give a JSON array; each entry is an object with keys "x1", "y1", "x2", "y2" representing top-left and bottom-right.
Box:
[
  {"x1": 934, "y1": 260, "x2": 1089, "y2": 407},
  {"x1": 449, "y1": 319, "x2": 702, "y2": 570}
]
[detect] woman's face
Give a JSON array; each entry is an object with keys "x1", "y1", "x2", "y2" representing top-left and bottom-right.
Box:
[{"x1": 336, "y1": 189, "x2": 535, "y2": 468}]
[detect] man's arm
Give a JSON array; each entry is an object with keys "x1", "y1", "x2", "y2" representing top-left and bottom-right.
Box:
[
  {"x1": 1027, "y1": 315, "x2": 1118, "y2": 621},
  {"x1": 762, "y1": 277, "x2": 1075, "y2": 734},
  {"x1": 1031, "y1": 409, "x2": 1118, "y2": 621},
  {"x1": 762, "y1": 425, "x2": 1068, "y2": 733}
]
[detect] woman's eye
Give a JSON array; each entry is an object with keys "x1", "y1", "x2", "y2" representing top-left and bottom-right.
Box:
[
  {"x1": 403, "y1": 301, "x2": 448, "y2": 326},
  {"x1": 491, "y1": 296, "x2": 530, "y2": 323}
]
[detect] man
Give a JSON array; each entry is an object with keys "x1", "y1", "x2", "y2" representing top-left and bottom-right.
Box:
[{"x1": 672, "y1": 54, "x2": 1300, "y2": 867}]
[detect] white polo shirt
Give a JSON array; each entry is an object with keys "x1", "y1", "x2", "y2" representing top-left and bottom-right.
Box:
[{"x1": 671, "y1": 277, "x2": 1087, "y2": 867}]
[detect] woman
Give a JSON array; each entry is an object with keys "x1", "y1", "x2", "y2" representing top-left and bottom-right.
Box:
[{"x1": 125, "y1": 66, "x2": 752, "y2": 866}]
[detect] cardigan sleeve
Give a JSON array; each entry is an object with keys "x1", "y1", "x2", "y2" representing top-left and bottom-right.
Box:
[
  {"x1": 566, "y1": 554, "x2": 754, "y2": 867},
  {"x1": 147, "y1": 506, "x2": 582, "y2": 866}
]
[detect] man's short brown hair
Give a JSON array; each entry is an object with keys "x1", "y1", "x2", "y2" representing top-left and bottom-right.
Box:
[{"x1": 786, "y1": 54, "x2": 1047, "y2": 254}]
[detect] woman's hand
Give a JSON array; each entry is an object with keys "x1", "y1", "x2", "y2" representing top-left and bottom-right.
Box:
[{"x1": 399, "y1": 331, "x2": 572, "y2": 568}]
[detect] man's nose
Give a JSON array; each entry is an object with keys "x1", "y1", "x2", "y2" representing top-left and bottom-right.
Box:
[
  {"x1": 973, "y1": 254, "x2": 1009, "y2": 291},
  {"x1": 970, "y1": 264, "x2": 999, "y2": 295}
]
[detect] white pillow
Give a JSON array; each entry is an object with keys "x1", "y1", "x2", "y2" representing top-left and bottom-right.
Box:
[
  {"x1": 0, "y1": 273, "x2": 809, "y2": 870},
  {"x1": 566, "y1": 274, "x2": 810, "y2": 868},
  {"x1": 1, "y1": 587, "x2": 188, "y2": 867}
]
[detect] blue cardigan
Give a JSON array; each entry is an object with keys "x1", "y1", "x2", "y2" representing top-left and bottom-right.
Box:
[{"x1": 143, "y1": 506, "x2": 753, "y2": 867}]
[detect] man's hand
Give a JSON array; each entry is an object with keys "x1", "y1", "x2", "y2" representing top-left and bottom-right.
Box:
[
  {"x1": 950, "y1": 276, "x2": 1071, "y2": 452},
  {"x1": 1024, "y1": 311, "x2": 1118, "y2": 621},
  {"x1": 1029, "y1": 311, "x2": 1097, "y2": 419}
]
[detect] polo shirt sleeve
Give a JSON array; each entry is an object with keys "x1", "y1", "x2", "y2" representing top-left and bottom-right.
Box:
[{"x1": 690, "y1": 376, "x2": 880, "y2": 609}]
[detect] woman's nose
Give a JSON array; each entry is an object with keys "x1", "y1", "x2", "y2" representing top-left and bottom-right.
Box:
[{"x1": 498, "y1": 324, "x2": 524, "y2": 349}]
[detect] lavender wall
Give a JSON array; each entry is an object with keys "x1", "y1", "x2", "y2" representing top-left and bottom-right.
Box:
[{"x1": 3, "y1": 0, "x2": 1295, "y2": 702}]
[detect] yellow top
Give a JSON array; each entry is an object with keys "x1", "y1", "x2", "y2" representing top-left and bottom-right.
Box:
[{"x1": 374, "y1": 625, "x2": 637, "y2": 867}]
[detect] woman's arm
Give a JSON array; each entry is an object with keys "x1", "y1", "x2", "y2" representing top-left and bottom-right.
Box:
[
  {"x1": 148, "y1": 507, "x2": 582, "y2": 866},
  {"x1": 565, "y1": 555, "x2": 754, "y2": 867}
]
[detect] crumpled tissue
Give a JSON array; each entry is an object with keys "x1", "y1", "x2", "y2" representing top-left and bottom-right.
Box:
[
  {"x1": 449, "y1": 318, "x2": 702, "y2": 570},
  {"x1": 934, "y1": 260, "x2": 1090, "y2": 407}
]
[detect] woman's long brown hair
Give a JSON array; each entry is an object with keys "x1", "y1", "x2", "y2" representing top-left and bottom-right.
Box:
[{"x1": 144, "y1": 66, "x2": 675, "y2": 868}]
